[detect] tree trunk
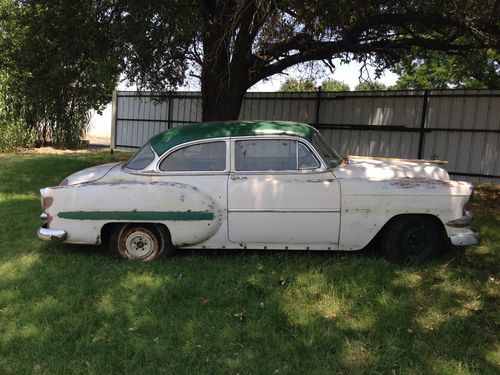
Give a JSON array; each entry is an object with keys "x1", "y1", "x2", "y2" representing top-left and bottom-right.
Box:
[
  {"x1": 199, "y1": 0, "x2": 252, "y2": 121},
  {"x1": 201, "y1": 71, "x2": 247, "y2": 121}
]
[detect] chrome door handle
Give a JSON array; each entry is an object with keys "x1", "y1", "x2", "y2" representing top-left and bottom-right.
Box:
[
  {"x1": 308, "y1": 179, "x2": 334, "y2": 183},
  {"x1": 231, "y1": 175, "x2": 247, "y2": 180}
]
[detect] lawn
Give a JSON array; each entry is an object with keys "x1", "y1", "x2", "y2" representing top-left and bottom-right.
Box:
[{"x1": 0, "y1": 151, "x2": 498, "y2": 374}]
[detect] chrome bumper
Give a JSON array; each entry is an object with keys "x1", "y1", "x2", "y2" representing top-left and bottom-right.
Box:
[
  {"x1": 450, "y1": 231, "x2": 480, "y2": 246},
  {"x1": 37, "y1": 224, "x2": 67, "y2": 241}
]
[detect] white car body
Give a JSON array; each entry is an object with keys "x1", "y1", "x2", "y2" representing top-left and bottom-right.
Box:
[{"x1": 38, "y1": 121, "x2": 479, "y2": 256}]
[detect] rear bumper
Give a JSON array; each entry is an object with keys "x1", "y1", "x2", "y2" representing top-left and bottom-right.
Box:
[
  {"x1": 450, "y1": 230, "x2": 480, "y2": 246},
  {"x1": 37, "y1": 224, "x2": 67, "y2": 241}
]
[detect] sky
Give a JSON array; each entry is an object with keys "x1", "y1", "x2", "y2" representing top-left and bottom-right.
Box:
[
  {"x1": 248, "y1": 59, "x2": 399, "y2": 92},
  {"x1": 88, "y1": 61, "x2": 399, "y2": 139}
]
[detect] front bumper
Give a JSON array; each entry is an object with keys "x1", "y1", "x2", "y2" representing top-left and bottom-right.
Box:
[
  {"x1": 450, "y1": 230, "x2": 480, "y2": 246},
  {"x1": 37, "y1": 224, "x2": 67, "y2": 241}
]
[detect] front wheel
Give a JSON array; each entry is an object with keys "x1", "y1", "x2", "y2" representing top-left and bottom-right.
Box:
[
  {"x1": 382, "y1": 216, "x2": 443, "y2": 263},
  {"x1": 110, "y1": 224, "x2": 174, "y2": 261}
]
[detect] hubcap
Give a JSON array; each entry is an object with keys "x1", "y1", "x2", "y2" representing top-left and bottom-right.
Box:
[
  {"x1": 401, "y1": 225, "x2": 432, "y2": 260},
  {"x1": 119, "y1": 227, "x2": 159, "y2": 260}
]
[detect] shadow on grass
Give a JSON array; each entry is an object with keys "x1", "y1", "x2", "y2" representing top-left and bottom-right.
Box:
[
  {"x1": 0, "y1": 235, "x2": 498, "y2": 374},
  {"x1": 0, "y1": 152, "x2": 498, "y2": 373}
]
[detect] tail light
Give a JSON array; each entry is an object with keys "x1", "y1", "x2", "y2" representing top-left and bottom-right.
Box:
[{"x1": 42, "y1": 196, "x2": 53, "y2": 211}]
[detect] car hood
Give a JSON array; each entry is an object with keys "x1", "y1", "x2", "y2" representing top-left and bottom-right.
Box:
[
  {"x1": 60, "y1": 162, "x2": 123, "y2": 186},
  {"x1": 334, "y1": 156, "x2": 449, "y2": 181}
]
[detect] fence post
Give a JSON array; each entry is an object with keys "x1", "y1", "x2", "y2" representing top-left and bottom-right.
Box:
[
  {"x1": 167, "y1": 92, "x2": 173, "y2": 129},
  {"x1": 315, "y1": 85, "x2": 322, "y2": 127},
  {"x1": 110, "y1": 90, "x2": 117, "y2": 152},
  {"x1": 417, "y1": 89, "x2": 429, "y2": 159}
]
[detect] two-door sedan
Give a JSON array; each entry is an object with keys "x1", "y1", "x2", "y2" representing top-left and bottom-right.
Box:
[{"x1": 38, "y1": 121, "x2": 479, "y2": 262}]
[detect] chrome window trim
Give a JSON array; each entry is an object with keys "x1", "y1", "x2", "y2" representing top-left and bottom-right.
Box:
[
  {"x1": 122, "y1": 145, "x2": 160, "y2": 175},
  {"x1": 230, "y1": 135, "x2": 328, "y2": 174},
  {"x1": 156, "y1": 137, "x2": 231, "y2": 175},
  {"x1": 228, "y1": 208, "x2": 341, "y2": 213}
]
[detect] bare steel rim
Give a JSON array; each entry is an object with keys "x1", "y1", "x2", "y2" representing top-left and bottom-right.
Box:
[{"x1": 118, "y1": 225, "x2": 161, "y2": 261}]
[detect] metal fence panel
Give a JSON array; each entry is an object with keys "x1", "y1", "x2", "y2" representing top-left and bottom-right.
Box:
[{"x1": 112, "y1": 89, "x2": 500, "y2": 183}]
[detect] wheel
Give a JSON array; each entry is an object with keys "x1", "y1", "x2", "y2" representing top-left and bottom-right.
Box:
[
  {"x1": 382, "y1": 216, "x2": 443, "y2": 263},
  {"x1": 110, "y1": 224, "x2": 174, "y2": 261}
]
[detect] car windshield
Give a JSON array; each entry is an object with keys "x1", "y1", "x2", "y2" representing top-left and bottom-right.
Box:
[
  {"x1": 312, "y1": 132, "x2": 343, "y2": 168},
  {"x1": 125, "y1": 144, "x2": 156, "y2": 170}
]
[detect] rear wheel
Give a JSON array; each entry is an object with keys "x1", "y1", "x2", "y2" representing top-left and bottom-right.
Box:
[
  {"x1": 382, "y1": 216, "x2": 443, "y2": 263},
  {"x1": 110, "y1": 224, "x2": 174, "y2": 261}
]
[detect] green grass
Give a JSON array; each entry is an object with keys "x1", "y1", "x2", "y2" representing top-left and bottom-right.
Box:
[{"x1": 0, "y1": 151, "x2": 498, "y2": 374}]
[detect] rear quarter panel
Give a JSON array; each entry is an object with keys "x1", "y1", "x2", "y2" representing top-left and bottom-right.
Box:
[{"x1": 44, "y1": 181, "x2": 223, "y2": 246}]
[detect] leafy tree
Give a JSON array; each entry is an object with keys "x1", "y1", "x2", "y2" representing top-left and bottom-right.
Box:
[
  {"x1": 392, "y1": 50, "x2": 500, "y2": 89},
  {"x1": 322, "y1": 80, "x2": 350, "y2": 92},
  {"x1": 279, "y1": 78, "x2": 317, "y2": 92},
  {"x1": 279, "y1": 78, "x2": 350, "y2": 92},
  {"x1": 0, "y1": 0, "x2": 119, "y2": 148},
  {"x1": 120, "y1": 1, "x2": 500, "y2": 121},
  {"x1": 2, "y1": 0, "x2": 500, "y2": 148},
  {"x1": 355, "y1": 81, "x2": 388, "y2": 91}
]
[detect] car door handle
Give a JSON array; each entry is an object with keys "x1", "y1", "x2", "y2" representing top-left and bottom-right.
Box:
[
  {"x1": 308, "y1": 179, "x2": 334, "y2": 183},
  {"x1": 231, "y1": 175, "x2": 247, "y2": 180}
]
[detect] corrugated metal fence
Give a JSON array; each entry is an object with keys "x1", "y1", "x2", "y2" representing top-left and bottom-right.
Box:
[{"x1": 111, "y1": 89, "x2": 500, "y2": 183}]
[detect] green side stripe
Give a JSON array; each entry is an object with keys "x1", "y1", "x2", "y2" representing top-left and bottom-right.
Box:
[{"x1": 58, "y1": 211, "x2": 214, "y2": 221}]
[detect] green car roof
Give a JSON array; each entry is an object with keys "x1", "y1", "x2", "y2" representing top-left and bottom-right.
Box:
[{"x1": 148, "y1": 120, "x2": 317, "y2": 155}]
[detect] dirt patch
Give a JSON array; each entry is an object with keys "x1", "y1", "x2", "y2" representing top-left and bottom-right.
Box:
[
  {"x1": 84, "y1": 135, "x2": 110, "y2": 145},
  {"x1": 16, "y1": 146, "x2": 110, "y2": 154},
  {"x1": 468, "y1": 184, "x2": 500, "y2": 216}
]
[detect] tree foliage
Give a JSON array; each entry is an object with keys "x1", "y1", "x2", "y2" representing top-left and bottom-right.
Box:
[
  {"x1": 322, "y1": 80, "x2": 350, "y2": 92},
  {"x1": 392, "y1": 49, "x2": 500, "y2": 90},
  {"x1": 355, "y1": 81, "x2": 388, "y2": 91},
  {"x1": 1, "y1": 1, "x2": 500, "y2": 148},
  {"x1": 279, "y1": 78, "x2": 317, "y2": 92},
  {"x1": 0, "y1": 0, "x2": 119, "y2": 149},
  {"x1": 279, "y1": 78, "x2": 349, "y2": 92},
  {"x1": 121, "y1": 0, "x2": 500, "y2": 120}
]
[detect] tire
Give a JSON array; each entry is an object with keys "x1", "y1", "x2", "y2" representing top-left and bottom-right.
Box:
[
  {"x1": 110, "y1": 224, "x2": 175, "y2": 261},
  {"x1": 381, "y1": 216, "x2": 443, "y2": 263}
]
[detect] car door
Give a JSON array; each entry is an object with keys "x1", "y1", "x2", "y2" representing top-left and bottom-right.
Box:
[{"x1": 227, "y1": 137, "x2": 341, "y2": 246}]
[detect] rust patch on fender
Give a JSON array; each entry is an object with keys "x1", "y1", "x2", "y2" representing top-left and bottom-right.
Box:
[{"x1": 390, "y1": 178, "x2": 455, "y2": 189}]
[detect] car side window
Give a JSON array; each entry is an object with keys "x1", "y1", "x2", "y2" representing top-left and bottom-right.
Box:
[
  {"x1": 235, "y1": 139, "x2": 299, "y2": 171},
  {"x1": 298, "y1": 142, "x2": 320, "y2": 170},
  {"x1": 159, "y1": 141, "x2": 226, "y2": 171}
]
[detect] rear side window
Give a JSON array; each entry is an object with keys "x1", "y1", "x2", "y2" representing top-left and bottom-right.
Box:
[
  {"x1": 159, "y1": 141, "x2": 226, "y2": 171},
  {"x1": 125, "y1": 144, "x2": 156, "y2": 170}
]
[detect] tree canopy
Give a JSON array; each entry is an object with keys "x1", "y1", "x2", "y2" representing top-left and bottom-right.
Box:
[
  {"x1": 0, "y1": 0, "x2": 119, "y2": 148},
  {"x1": 122, "y1": 0, "x2": 500, "y2": 120},
  {"x1": 1, "y1": 1, "x2": 499, "y2": 148},
  {"x1": 279, "y1": 78, "x2": 350, "y2": 92},
  {"x1": 354, "y1": 81, "x2": 388, "y2": 91},
  {"x1": 392, "y1": 49, "x2": 500, "y2": 90}
]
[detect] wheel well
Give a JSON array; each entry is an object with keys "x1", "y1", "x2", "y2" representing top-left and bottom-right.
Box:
[
  {"x1": 100, "y1": 222, "x2": 172, "y2": 247},
  {"x1": 368, "y1": 214, "x2": 446, "y2": 248}
]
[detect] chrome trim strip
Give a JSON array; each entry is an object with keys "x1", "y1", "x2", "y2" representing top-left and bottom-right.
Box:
[
  {"x1": 450, "y1": 231, "x2": 480, "y2": 246},
  {"x1": 228, "y1": 208, "x2": 341, "y2": 213},
  {"x1": 447, "y1": 210, "x2": 473, "y2": 227},
  {"x1": 37, "y1": 226, "x2": 67, "y2": 241}
]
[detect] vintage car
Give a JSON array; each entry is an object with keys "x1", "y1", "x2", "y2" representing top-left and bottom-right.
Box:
[{"x1": 38, "y1": 121, "x2": 479, "y2": 262}]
